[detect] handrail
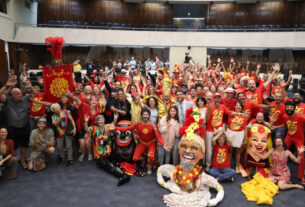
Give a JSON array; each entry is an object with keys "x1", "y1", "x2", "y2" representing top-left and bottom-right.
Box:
[{"x1": 14, "y1": 23, "x2": 305, "y2": 35}]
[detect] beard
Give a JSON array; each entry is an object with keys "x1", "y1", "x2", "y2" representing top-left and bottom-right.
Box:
[
  {"x1": 294, "y1": 99, "x2": 301, "y2": 104},
  {"x1": 286, "y1": 109, "x2": 294, "y2": 116},
  {"x1": 180, "y1": 160, "x2": 194, "y2": 171}
]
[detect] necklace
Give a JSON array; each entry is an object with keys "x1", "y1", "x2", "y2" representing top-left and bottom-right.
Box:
[{"x1": 173, "y1": 164, "x2": 202, "y2": 192}]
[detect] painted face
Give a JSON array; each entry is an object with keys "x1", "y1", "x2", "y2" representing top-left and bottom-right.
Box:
[
  {"x1": 178, "y1": 140, "x2": 203, "y2": 169},
  {"x1": 0, "y1": 128, "x2": 8, "y2": 139},
  {"x1": 250, "y1": 132, "x2": 268, "y2": 153}
]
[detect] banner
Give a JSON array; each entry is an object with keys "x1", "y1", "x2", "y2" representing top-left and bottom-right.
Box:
[{"x1": 42, "y1": 64, "x2": 74, "y2": 102}]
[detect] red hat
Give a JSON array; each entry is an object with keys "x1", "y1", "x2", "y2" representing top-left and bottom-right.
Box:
[{"x1": 213, "y1": 92, "x2": 221, "y2": 98}]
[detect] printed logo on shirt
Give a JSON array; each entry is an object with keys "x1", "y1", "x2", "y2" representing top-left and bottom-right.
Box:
[
  {"x1": 270, "y1": 108, "x2": 280, "y2": 123},
  {"x1": 32, "y1": 97, "x2": 43, "y2": 112},
  {"x1": 230, "y1": 116, "x2": 243, "y2": 130},
  {"x1": 296, "y1": 106, "x2": 304, "y2": 114},
  {"x1": 211, "y1": 110, "x2": 223, "y2": 127},
  {"x1": 216, "y1": 148, "x2": 226, "y2": 164},
  {"x1": 287, "y1": 120, "x2": 297, "y2": 135}
]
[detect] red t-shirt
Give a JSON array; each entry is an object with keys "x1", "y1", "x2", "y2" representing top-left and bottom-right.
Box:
[
  {"x1": 221, "y1": 97, "x2": 238, "y2": 111},
  {"x1": 228, "y1": 115, "x2": 247, "y2": 131},
  {"x1": 30, "y1": 92, "x2": 47, "y2": 116},
  {"x1": 236, "y1": 86, "x2": 247, "y2": 94},
  {"x1": 245, "y1": 85, "x2": 266, "y2": 116},
  {"x1": 115, "y1": 74, "x2": 130, "y2": 87},
  {"x1": 269, "y1": 102, "x2": 285, "y2": 126},
  {"x1": 271, "y1": 86, "x2": 282, "y2": 97},
  {"x1": 283, "y1": 113, "x2": 305, "y2": 143},
  {"x1": 212, "y1": 144, "x2": 230, "y2": 169},
  {"x1": 207, "y1": 104, "x2": 229, "y2": 132},
  {"x1": 296, "y1": 103, "x2": 305, "y2": 114},
  {"x1": 244, "y1": 101, "x2": 259, "y2": 122},
  {"x1": 249, "y1": 119, "x2": 268, "y2": 127}
]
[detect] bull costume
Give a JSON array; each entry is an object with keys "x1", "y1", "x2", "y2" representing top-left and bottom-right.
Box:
[{"x1": 157, "y1": 107, "x2": 224, "y2": 207}]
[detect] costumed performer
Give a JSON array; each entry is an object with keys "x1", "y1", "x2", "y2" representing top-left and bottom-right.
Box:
[
  {"x1": 239, "y1": 124, "x2": 272, "y2": 179},
  {"x1": 133, "y1": 109, "x2": 170, "y2": 174}
]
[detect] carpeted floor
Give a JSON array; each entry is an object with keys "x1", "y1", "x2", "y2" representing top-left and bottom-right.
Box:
[{"x1": 0, "y1": 152, "x2": 304, "y2": 207}]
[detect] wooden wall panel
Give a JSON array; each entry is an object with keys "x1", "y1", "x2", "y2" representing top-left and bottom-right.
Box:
[
  {"x1": 38, "y1": 0, "x2": 173, "y2": 25},
  {"x1": 0, "y1": 40, "x2": 8, "y2": 84},
  {"x1": 205, "y1": 1, "x2": 305, "y2": 26}
]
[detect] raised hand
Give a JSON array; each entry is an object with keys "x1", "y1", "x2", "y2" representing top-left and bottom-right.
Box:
[{"x1": 272, "y1": 63, "x2": 280, "y2": 73}]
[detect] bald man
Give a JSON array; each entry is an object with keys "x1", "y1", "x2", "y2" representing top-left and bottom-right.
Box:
[{"x1": 0, "y1": 76, "x2": 31, "y2": 169}]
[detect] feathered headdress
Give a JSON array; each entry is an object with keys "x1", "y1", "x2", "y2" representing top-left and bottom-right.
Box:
[
  {"x1": 179, "y1": 107, "x2": 205, "y2": 140},
  {"x1": 45, "y1": 36, "x2": 65, "y2": 63}
]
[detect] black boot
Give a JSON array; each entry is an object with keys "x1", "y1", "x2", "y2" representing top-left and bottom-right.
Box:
[{"x1": 97, "y1": 157, "x2": 131, "y2": 186}]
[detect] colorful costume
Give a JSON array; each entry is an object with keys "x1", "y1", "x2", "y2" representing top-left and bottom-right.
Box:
[
  {"x1": 92, "y1": 121, "x2": 135, "y2": 186},
  {"x1": 157, "y1": 107, "x2": 223, "y2": 207},
  {"x1": 133, "y1": 121, "x2": 165, "y2": 169},
  {"x1": 240, "y1": 124, "x2": 272, "y2": 179}
]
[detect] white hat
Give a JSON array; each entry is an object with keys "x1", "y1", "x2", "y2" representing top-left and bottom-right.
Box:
[
  {"x1": 121, "y1": 69, "x2": 127, "y2": 73},
  {"x1": 225, "y1": 87, "x2": 234, "y2": 93}
]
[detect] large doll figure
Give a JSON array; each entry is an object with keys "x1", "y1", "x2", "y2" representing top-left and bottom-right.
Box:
[
  {"x1": 157, "y1": 109, "x2": 224, "y2": 207},
  {"x1": 240, "y1": 124, "x2": 272, "y2": 179}
]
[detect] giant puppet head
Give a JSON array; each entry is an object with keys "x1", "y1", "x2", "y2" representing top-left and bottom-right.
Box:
[
  {"x1": 114, "y1": 121, "x2": 135, "y2": 147},
  {"x1": 248, "y1": 124, "x2": 272, "y2": 156}
]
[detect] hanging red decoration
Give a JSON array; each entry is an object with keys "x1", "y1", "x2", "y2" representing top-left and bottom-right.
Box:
[{"x1": 45, "y1": 36, "x2": 65, "y2": 62}]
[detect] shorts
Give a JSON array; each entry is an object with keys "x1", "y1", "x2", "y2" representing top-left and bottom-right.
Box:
[
  {"x1": 75, "y1": 129, "x2": 87, "y2": 139},
  {"x1": 9, "y1": 125, "x2": 30, "y2": 148},
  {"x1": 227, "y1": 128, "x2": 244, "y2": 148}
]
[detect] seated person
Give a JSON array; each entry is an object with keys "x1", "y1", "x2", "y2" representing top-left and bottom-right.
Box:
[
  {"x1": 28, "y1": 118, "x2": 55, "y2": 171},
  {"x1": 0, "y1": 127, "x2": 18, "y2": 180},
  {"x1": 209, "y1": 129, "x2": 235, "y2": 182}
]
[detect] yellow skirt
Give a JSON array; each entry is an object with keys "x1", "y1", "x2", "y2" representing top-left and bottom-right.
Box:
[{"x1": 241, "y1": 172, "x2": 278, "y2": 205}]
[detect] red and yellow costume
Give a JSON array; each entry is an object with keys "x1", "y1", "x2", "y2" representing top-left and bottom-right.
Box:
[{"x1": 133, "y1": 122, "x2": 165, "y2": 167}]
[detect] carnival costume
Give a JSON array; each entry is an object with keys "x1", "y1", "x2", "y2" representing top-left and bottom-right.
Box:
[
  {"x1": 90, "y1": 122, "x2": 132, "y2": 186},
  {"x1": 157, "y1": 107, "x2": 224, "y2": 207},
  {"x1": 240, "y1": 125, "x2": 278, "y2": 205},
  {"x1": 240, "y1": 124, "x2": 272, "y2": 179},
  {"x1": 133, "y1": 121, "x2": 165, "y2": 173}
]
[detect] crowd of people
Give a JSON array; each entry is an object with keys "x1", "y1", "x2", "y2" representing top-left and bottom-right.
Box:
[{"x1": 0, "y1": 55, "x2": 305, "y2": 198}]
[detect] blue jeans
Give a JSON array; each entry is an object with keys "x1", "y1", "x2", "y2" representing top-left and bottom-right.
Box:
[{"x1": 209, "y1": 167, "x2": 235, "y2": 181}]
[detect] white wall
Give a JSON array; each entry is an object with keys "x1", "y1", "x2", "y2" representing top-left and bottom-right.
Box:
[
  {"x1": 0, "y1": 0, "x2": 37, "y2": 41},
  {"x1": 169, "y1": 46, "x2": 207, "y2": 70},
  {"x1": 14, "y1": 26, "x2": 305, "y2": 49}
]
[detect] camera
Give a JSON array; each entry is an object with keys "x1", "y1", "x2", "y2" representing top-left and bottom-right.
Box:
[{"x1": 184, "y1": 52, "x2": 190, "y2": 64}]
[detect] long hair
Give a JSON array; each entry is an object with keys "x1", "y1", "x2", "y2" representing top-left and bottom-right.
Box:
[
  {"x1": 166, "y1": 105, "x2": 179, "y2": 122},
  {"x1": 147, "y1": 96, "x2": 158, "y2": 109},
  {"x1": 272, "y1": 137, "x2": 287, "y2": 150},
  {"x1": 196, "y1": 96, "x2": 207, "y2": 107}
]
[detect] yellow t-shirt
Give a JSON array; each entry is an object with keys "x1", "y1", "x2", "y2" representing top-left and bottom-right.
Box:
[
  {"x1": 128, "y1": 98, "x2": 142, "y2": 123},
  {"x1": 73, "y1": 63, "x2": 82, "y2": 72}
]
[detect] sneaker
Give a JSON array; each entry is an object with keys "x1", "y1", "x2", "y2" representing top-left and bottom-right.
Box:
[
  {"x1": 301, "y1": 178, "x2": 305, "y2": 185},
  {"x1": 147, "y1": 167, "x2": 153, "y2": 175},
  {"x1": 88, "y1": 154, "x2": 93, "y2": 161},
  {"x1": 227, "y1": 177, "x2": 234, "y2": 182},
  {"x1": 79, "y1": 154, "x2": 84, "y2": 162},
  {"x1": 235, "y1": 167, "x2": 239, "y2": 173}
]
